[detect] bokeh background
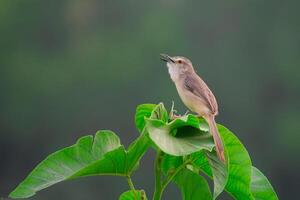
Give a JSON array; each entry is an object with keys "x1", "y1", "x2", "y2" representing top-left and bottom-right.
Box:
[{"x1": 1, "y1": 0, "x2": 299, "y2": 199}]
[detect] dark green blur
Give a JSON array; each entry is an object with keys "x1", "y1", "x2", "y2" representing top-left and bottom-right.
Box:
[{"x1": 0, "y1": 0, "x2": 299, "y2": 199}]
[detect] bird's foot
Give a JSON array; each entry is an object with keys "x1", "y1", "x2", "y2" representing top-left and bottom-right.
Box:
[
  {"x1": 170, "y1": 111, "x2": 190, "y2": 120},
  {"x1": 170, "y1": 114, "x2": 182, "y2": 120}
]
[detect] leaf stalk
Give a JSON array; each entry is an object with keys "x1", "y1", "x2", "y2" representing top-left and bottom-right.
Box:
[
  {"x1": 126, "y1": 176, "x2": 138, "y2": 200},
  {"x1": 153, "y1": 150, "x2": 164, "y2": 200}
]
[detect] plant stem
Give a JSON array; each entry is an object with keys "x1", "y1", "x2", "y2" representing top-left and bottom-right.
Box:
[
  {"x1": 161, "y1": 160, "x2": 190, "y2": 191},
  {"x1": 153, "y1": 150, "x2": 163, "y2": 200},
  {"x1": 154, "y1": 159, "x2": 191, "y2": 200},
  {"x1": 127, "y1": 176, "x2": 138, "y2": 200}
]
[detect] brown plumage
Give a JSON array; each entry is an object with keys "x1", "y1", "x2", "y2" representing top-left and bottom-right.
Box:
[{"x1": 160, "y1": 54, "x2": 225, "y2": 162}]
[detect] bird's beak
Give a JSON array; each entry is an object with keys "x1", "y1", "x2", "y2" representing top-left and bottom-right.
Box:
[{"x1": 160, "y1": 53, "x2": 175, "y2": 63}]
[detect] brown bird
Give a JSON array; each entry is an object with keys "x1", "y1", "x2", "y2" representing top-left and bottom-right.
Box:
[{"x1": 160, "y1": 54, "x2": 225, "y2": 162}]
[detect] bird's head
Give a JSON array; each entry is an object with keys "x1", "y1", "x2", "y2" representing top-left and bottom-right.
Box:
[{"x1": 160, "y1": 54, "x2": 194, "y2": 81}]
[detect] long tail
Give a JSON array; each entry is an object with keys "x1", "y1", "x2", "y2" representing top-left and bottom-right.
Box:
[{"x1": 205, "y1": 115, "x2": 225, "y2": 163}]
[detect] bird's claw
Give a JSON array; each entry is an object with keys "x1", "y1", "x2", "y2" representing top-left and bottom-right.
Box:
[
  {"x1": 170, "y1": 110, "x2": 190, "y2": 120},
  {"x1": 170, "y1": 114, "x2": 182, "y2": 120}
]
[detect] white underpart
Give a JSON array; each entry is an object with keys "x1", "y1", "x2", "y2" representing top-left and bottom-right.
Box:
[{"x1": 167, "y1": 63, "x2": 180, "y2": 82}]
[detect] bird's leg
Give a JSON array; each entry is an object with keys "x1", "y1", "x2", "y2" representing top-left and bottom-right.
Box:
[
  {"x1": 170, "y1": 109, "x2": 181, "y2": 120},
  {"x1": 169, "y1": 101, "x2": 182, "y2": 120},
  {"x1": 169, "y1": 102, "x2": 189, "y2": 119},
  {"x1": 169, "y1": 101, "x2": 176, "y2": 119},
  {"x1": 171, "y1": 111, "x2": 189, "y2": 120},
  {"x1": 169, "y1": 111, "x2": 176, "y2": 119},
  {"x1": 170, "y1": 109, "x2": 182, "y2": 120}
]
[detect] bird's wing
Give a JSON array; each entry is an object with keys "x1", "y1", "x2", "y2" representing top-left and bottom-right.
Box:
[{"x1": 184, "y1": 74, "x2": 218, "y2": 115}]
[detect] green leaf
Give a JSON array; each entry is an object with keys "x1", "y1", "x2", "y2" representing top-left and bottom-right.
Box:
[
  {"x1": 9, "y1": 130, "x2": 120, "y2": 198},
  {"x1": 165, "y1": 150, "x2": 226, "y2": 200},
  {"x1": 134, "y1": 103, "x2": 168, "y2": 134},
  {"x1": 250, "y1": 167, "x2": 278, "y2": 200},
  {"x1": 218, "y1": 125, "x2": 252, "y2": 200},
  {"x1": 193, "y1": 125, "x2": 253, "y2": 200},
  {"x1": 205, "y1": 151, "x2": 228, "y2": 199},
  {"x1": 161, "y1": 154, "x2": 183, "y2": 175},
  {"x1": 135, "y1": 104, "x2": 157, "y2": 132},
  {"x1": 169, "y1": 114, "x2": 205, "y2": 132},
  {"x1": 202, "y1": 151, "x2": 228, "y2": 200},
  {"x1": 70, "y1": 133, "x2": 149, "y2": 178},
  {"x1": 145, "y1": 115, "x2": 214, "y2": 156},
  {"x1": 190, "y1": 151, "x2": 212, "y2": 176},
  {"x1": 119, "y1": 190, "x2": 148, "y2": 200},
  {"x1": 174, "y1": 169, "x2": 212, "y2": 200},
  {"x1": 127, "y1": 133, "x2": 151, "y2": 172},
  {"x1": 10, "y1": 131, "x2": 150, "y2": 199}
]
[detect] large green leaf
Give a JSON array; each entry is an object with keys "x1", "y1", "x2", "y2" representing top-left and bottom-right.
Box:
[
  {"x1": 250, "y1": 167, "x2": 278, "y2": 200},
  {"x1": 218, "y1": 125, "x2": 252, "y2": 199},
  {"x1": 119, "y1": 190, "x2": 148, "y2": 200},
  {"x1": 174, "y1": 169, "x2": 212, "y2": 200},
  {"x1": 193, "y1": 124, "x2": 252, "y2": 199},
  {"x1": 145, "y1": 115, "x2": 214, "y2": 156},
  {"x1": 10, "y1": 130, "x2": 149, "y2": 199}
]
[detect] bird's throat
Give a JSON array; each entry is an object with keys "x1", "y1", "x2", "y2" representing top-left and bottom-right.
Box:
[{"x1": 168, "y1": 65, "x2": 180, "y2": 82}]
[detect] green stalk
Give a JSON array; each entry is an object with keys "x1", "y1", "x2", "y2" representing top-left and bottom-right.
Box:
[
  {"x1": 154, "y1": 158, "x2": 191, "y2": 200},
  {"x1": 161, "y1": 159, "x2": 190, "y2": 191},
  {"x1": 153, "y1": 150, "x2": 163, "y2": 200},
  {"x1": 127, "y1": 176, "x2": 138, "y2": 200}
]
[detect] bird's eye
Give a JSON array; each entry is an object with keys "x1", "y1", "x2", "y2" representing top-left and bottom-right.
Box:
[{"x1": 177, "y1": 60, "x2": 182, "y2": 64}]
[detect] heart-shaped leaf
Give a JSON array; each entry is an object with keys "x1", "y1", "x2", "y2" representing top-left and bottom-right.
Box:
[
  {"x1": 119, "y1": 190, "x2": 148, "y2": 200},
  {"x1": 145, "y1": 116, "x2": 214, "y2": 156},
  {"x1": 9, "y1": 130, "x2": 150, "y2": 199}
]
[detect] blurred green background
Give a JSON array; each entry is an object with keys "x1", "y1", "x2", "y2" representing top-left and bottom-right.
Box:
[{"x1": 1, "y1": 0, "x2": 299, "y2": 199}]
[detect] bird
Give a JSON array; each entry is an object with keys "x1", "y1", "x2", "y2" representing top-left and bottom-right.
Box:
[{"x1": 160, "y1": 53, "x2": 225, "y2": 162}]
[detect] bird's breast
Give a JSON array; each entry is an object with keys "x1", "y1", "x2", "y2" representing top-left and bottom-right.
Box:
[
  {"x1": 175, "y1": 83, "x2": 196, "y2": 110},
  {"x1": 175, "y1": 82, "x2": 210, "y2": 116}
]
